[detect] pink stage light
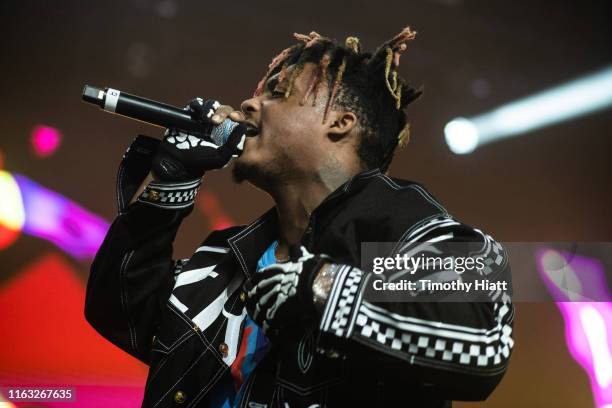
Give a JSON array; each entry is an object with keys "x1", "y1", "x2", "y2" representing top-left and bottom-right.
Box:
[
  {"x1": 0, "y1": 171, "x2": 108, "y2": 259},
  {"x1": 537, "y1": 249, "x2": 612, "y2": 408},
  {"x1": 1, "y1": 170, "x2": 233, "y2": 261},
  {"x1": 12, "y1": 174, "x2": 109, "y2": 260},
  {"x1": 31, "y1": 125, "x2": 61, "y2": 157}
]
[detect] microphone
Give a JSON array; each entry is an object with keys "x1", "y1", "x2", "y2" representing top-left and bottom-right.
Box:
[{"x1": 81, "y1": 85, "x2": 238, "y2": 146}]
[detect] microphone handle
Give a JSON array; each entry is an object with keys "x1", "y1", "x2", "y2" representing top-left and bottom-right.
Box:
[{"x1": 82, "y1": 85, "x2": 210, "y2": 134}]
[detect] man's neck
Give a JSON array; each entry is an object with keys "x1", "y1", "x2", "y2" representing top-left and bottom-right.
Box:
[{"x1": 272, "y1": 173, "x2": 350, "y2": 259}]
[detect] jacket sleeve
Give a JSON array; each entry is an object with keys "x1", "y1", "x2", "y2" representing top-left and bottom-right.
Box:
[
  {"x1": 317, "y1": 215, "x2": 515, "y2": 401},
  {"x1": 84, "y1": 135, "x2": 202, "y2": 365}
]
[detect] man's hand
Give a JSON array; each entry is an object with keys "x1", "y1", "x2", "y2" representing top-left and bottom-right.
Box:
[
  {"x1": 244, "y1": 246, "x2": 333, "y2": 338},
  {"x1": 152, "y1": 98, "x2": 247, "y2": 181}
]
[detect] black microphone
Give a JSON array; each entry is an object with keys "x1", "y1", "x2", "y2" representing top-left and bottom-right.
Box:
[{"x1": 81, "y1": 85, "x2": 238, "y2": 146}]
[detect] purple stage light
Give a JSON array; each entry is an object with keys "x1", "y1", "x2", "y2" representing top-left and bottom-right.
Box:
[
  {"x1": 538, "y1": 248, "x2": 609, "y2": 302},
  {"x1": 537, "y1": 249, "x2": 612, "y2": 408},
  {"x1": 13, "y1": 174, "x2": 109, "y2": 260},
  {"x1": 31, "y1": 125, "x2": 61, "y2": 157}
]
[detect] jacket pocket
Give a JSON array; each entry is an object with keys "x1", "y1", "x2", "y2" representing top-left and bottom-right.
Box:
[{"x1": 275, "y1": 328, "x2": 346, "y2": 395}]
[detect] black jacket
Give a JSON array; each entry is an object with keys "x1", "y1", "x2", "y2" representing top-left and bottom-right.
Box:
[{"x1": 85, "y1": 135, "x2": 514, "y2": 407}]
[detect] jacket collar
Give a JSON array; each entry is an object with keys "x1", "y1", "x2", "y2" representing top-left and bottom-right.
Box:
[
  {"x1": 314, "y1": 167, "x2": 381, "y2": 212},
  {"x1": 227, "y1": 167, "x2": 382, "y2": 278},
  {"x1": 227, "y1": 207, "x2": 279, "y2": 279}
]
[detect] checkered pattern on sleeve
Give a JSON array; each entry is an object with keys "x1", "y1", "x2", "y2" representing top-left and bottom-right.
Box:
[
  {"x1": 473, "y1": 229, "x2": 508, "y2": 277},
  {"x1": 352, "y1": 297, "x2": 514, "y2": 369},
  {"x1": 138, "y1": 178, "x2": 202, "y2": 209},
  {"x1": 319, "y1": 265, "x2": 366, "y2": 338}
]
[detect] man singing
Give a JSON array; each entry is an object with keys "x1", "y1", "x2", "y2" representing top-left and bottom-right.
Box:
[{"x1": 85, "y1": 27, "x2": 514, "y2": 407}]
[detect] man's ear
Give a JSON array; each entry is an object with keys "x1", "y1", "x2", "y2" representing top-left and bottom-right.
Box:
[{"x1": 326, "y1": 110, "x2": 358, "y2": 142}]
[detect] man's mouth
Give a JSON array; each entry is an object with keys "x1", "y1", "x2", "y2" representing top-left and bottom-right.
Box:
[{"x1": 245, "y1": 123, "x2": 260, "y2": 137}]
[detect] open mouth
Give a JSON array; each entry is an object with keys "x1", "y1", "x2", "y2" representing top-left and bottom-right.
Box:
[{"x1": 245, "y1": 124, "x2": 260, "y2": 137}]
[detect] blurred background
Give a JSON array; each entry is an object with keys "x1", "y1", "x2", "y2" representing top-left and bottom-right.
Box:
[{"x1": 1, "y1": 0, "x2": 611, "y2": 407}]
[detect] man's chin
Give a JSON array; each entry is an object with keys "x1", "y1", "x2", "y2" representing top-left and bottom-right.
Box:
[
  {"x1": 231, "y1": 158, "x2": 258, "y2": 184},
  {"x1": 231, "y1": 154, "x2": 278, "y2": 190}
]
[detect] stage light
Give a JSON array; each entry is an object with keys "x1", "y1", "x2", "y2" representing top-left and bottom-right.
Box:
[
  {"x1": 0, "y1": 171, "x2": 25, "y2": 249},
  {"x1": 31, "y1": 125, "x2": 61, "y2": 157},
  {"x1": 0, "y1": 169, "x2": 233, "y2": 260},
  {"x1": 197, "y1": 191, "x2": 234, "y2": 230},
  {"x1": 13, "y1": 174, "x2": 109, "y2": 259},
  {"x1": 581, "y1": 306, "x2": 612, "y2": 388},
  {"x1": 444, "y1": 118, "x2": 479, "y2": 154},
  {"x1": 537, "y1": 249, "x2": 612, "y2": 408},
  {"x1": 445, "y1": 65, "x2": 612, "y2": 154},
  {"x1": 0, "y1": 397, "x2": 16, "y2": 408},
  {"x1": 0, "y1": 169, "x2": 109, "y2": 258}
]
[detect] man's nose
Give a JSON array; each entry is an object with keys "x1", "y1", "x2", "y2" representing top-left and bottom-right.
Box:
[{"x1": 240, "y1": 96, "x2": 260, "y2": 115}]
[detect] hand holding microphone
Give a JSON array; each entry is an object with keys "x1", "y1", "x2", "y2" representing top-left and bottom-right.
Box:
[
  {"x1": 153, "y1": 98, "x2": 247, "y2": 181},
  {"x1": 81, "y1": 86, "x2": 248, "y2": 181}
]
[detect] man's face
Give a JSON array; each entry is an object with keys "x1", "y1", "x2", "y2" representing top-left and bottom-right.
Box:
[{"x1": 232, "y1": 62, "x2": 334, "y2": 187}]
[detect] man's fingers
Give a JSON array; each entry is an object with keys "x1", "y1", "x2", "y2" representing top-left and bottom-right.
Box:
[
  {"x1": 229, "y1": 110, "x2": 246, "y2": 122},
  {"x1": 211, "y1": 105, "x2": 234, "y2": 124},
  {"x1": 187, "y1": 99, "x2": 243, "y2": 125}
]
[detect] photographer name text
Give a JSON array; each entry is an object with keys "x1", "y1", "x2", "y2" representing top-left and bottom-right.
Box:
[{"x1": 372, "y1": 279, "x2": 508, "y2": 292}]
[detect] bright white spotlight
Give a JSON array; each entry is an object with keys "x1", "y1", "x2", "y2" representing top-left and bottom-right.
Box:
[
  {"x1": 445, "y1": 65, "x2": 612, "y2": 154},
  {"x1": 444, "y1": 117, "x2": 479, "y2": 154}
]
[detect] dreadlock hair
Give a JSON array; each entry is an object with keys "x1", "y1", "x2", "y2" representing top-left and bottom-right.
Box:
[{"x1": 253, "y1": 27, "x2": 423, "y2": 173}]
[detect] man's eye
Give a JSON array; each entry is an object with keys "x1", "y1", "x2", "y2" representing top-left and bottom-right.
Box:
[{"x1": 271, "y1": 89, "x2": 286, "y2": 98}]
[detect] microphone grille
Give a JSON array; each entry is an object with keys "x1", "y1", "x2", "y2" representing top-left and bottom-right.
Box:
[{"x1": 210, "y1": 119, "x2": 238, "y2": 146}]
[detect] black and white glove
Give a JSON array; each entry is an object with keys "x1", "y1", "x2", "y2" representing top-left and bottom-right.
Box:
[
  {"x1": 244, "y1": 246, "x2": 332, "y2": 338},
  {"x1": 152, "y1": 98, "x2": 246, "y2": 181}
]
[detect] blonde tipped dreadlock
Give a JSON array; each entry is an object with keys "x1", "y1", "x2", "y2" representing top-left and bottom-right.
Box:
[
  {"x1": 301, "y1": 64, "x2": 321, "y2": 106},
  {"x1": 345, "y1": 36, "x2": 361, "y2": 54},
  {"x1": 252, "y1": 26, "x2": 422, "y2": 172},
  {"x1": 295, "y1": 31, "x2": 325, "y2": 48},
  {"x1": 384, "y1": 47, "x2": 402, "y2": 109},
  {"x1": 284, "y1": 31, "x2": 328, "y2": 99},
  {"x1": 277, "y1": 62, "x2": 289, "y2": 85},
  {"x1": 283, "y1": 61, "x2": 303, "y2": 98},
  {"x1": 312, "y1": 53, "x2": 332, "y2": 106},
  {"x1": 324, "y1": 56, "x2": 347, "y2": 122},
  {"x1": 397, "y1": 123, "x2": 410, "y2": 148},
  {"x1": 381, "y1": 27, "x2": 417, "y2": 109},
  {"x1": 388, "y1": 26, "x2": 417, "y2": 49},
  {"x1": 293, "y1": 32, "x2": 312, "y2": 43},
  {"x1": 253, "y1": 46, "x2": 295, "y2": 97}
]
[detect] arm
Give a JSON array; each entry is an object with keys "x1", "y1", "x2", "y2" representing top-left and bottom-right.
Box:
[
  {"x1": 85, "y1": 135, "x2": 200, "y2": 364},
  {"x1": 85, "y1": 99, "x2": 247, "y2": 364},
  {"x1": 129, "y1": 172, "x2": 154, "y2": 205},
  {"x1": 315, "y1": 217, "x2": 514, "y2": 400}
]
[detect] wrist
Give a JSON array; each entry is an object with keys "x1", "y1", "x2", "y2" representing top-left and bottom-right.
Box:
[
  {"x1": 129, "y1": 172, "x2": 155, "y2": 205},
  {"x1": 136, "y1": 177, "x2": 202, "y2": 209},
  {"x1": 312, "y1": 263, "x2": 340, "y2": 313}
]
